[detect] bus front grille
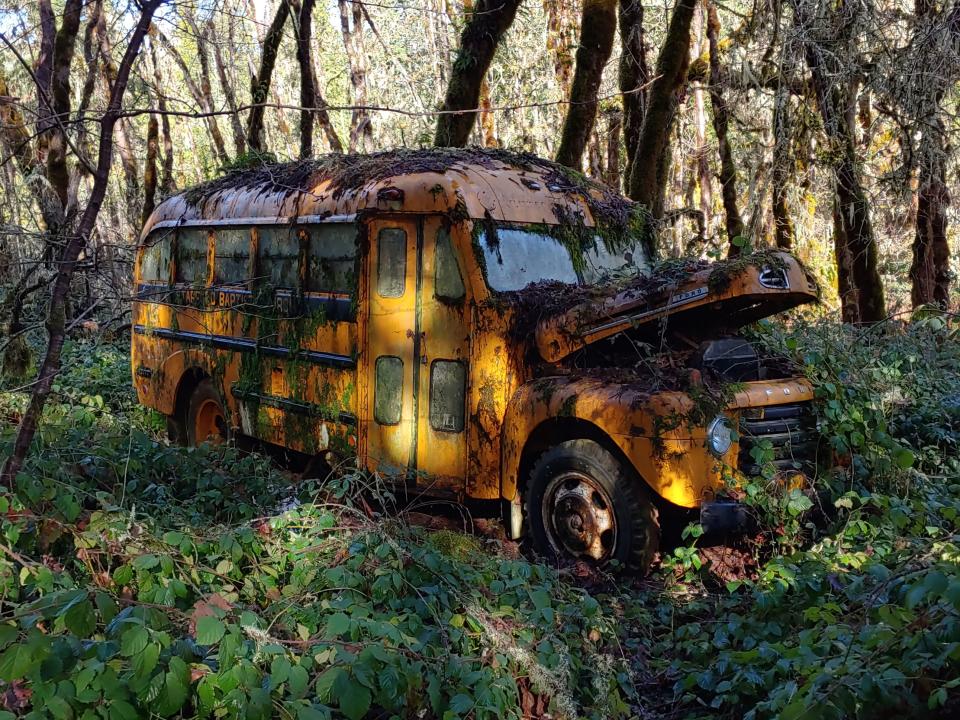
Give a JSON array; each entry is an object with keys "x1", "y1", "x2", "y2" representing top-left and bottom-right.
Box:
[{"x1": 738, "y1": 401, "x2": 818, "y2": 476}]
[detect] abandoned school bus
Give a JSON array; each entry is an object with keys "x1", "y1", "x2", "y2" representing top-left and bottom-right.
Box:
[{"x1": 132, "y1": 149, "x2": 820, "y2": 572}]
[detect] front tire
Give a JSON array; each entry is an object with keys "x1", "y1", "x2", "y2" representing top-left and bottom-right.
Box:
[{"x1": 526, "y1": 439, "x2": 659, "y2": 573}]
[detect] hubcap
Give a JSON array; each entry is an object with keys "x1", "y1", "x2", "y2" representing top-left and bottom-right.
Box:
[
  {"x1": 195, "y1": 399, "x2": 226, "y2": 444},
  {"x1": 543, "y1": 472, "x2": 617, "y2": 561}
]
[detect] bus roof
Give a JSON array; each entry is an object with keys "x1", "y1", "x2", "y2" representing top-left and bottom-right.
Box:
[{"x1": 141, "y1": 148, "x2": 636, "y2": 241}]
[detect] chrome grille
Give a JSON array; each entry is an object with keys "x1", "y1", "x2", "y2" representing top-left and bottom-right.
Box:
[{"x1": 738, "y1": 401, "x2": 818, "y2": 476}]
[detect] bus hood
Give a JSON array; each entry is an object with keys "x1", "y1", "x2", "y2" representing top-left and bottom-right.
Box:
[{"x1": 535, "y1": 252, "x2": 818, "y2": 363}]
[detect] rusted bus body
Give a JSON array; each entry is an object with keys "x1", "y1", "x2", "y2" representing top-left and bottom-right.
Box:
[{"x1": 133, "y1": 150, "x2": 819, "y2": 571}]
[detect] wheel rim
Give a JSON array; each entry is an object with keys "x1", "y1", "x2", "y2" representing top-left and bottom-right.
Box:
[
  {"x1": 542, "y1": 471, "x2": 617, "y2": 562},
  {"x1": 194, "y1": 398, "x2": 226, "y2": 444}
]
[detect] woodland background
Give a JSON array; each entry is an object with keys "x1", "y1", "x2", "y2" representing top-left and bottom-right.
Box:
[{"x1": 0, "y1": 1, "x2": 959, "y2": 719}]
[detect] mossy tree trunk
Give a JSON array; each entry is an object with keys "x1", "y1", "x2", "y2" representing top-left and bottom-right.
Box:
[
  {"x1": 627, "y1": 0, "x2": 697, "y2": 224},
  {"x1": 434, "y1": 0, "x2": 522, "y2": 147},
  {"x1": 339, "y1": 0, "x2": 374, "y2": 152},
  {"x1": 555, "y1": 0, "x2": 618, "y2": 169},
  {"x1": 147, "y1": 34, "x2": 174, "y2": 194},
  {"x1": 796, "y1": 0, "x2": 885, "y2": 323},
  {"x1": 247, "y1": 0, "x2": 290, "y2": 154},
  {"x1": 771, "y1": 73, "x2": 795, "y2": 249},
  {"x1": 706, "y1": 2, "x2": 744, "y2": 255},
  {"x1": 292, "y1": 0, "x2": 317, "y2": 158},
  {"x1": 618, "y1": 0, "x2": 650, "y2": 190},
  {"x1": 142, "y1": 114, "x2": 159, "y2": 227}
]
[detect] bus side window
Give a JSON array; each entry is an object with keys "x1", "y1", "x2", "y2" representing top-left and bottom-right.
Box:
[
  {"x1": 434, "y1": 227, "x2": 465, "y2": 300},
  {"x1": 176, "y1": 229, "x2": 210, "y2": 284},
  {"x1": 307, "y1": 224, "x2": 356, "y2": 294},
  {"x1": 140, "y1": 230, "x2": 173, "y2": 283},
  {"x1": 214, "y1": 227, "x2": 251, "y2": 286},
  {"x1": 257, "y1": 227, "x2": 300, "y2": 289}
]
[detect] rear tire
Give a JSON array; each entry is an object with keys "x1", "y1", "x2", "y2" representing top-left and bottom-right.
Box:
[
  {"x1": 526, "y1": 439, "x2": 659, "y2": 574},
  {"x1": 185, "y1": 379, "x2": 229, "y2": 447}
]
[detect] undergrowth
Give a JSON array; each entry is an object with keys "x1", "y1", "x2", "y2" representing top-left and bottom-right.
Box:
[{"x1": 0, "y1": 314, "x2": 958, "y2": 719}]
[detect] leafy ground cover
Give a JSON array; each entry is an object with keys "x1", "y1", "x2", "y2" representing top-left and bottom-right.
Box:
[{"x1": 0, "y1": 314, "x2": 958, "y2": 719}]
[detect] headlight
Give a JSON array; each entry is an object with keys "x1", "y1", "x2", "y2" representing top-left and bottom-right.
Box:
[{"x1": 707, "y1": 416, "x2": 733, "y2": 456}]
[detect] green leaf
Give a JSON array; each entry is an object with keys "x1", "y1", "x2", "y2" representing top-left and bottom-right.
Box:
[
  {"x1": 195, "y1": 616, "x2": 226, "y2": 646},
  {"x1": 121, "y1": 625, "x2": 150, "y2": 657},
  {"x1": 155, "y1": 657, "x2": 189, "y2": 717},
  {"x1": 132, "y1": 554, "x2": 159, "y2": 571},
  {"x1": 132, "y1": 643, "x2": 160, "y2": 679},
  {"x1": 271, "y1": 656, "x2": 292, "y2": 686},
  {"x1": 325, "y1": 613, "x2": 350, "y2": 637},
  {"x1": 63, "y1": 599, "x2": 96, "y2": 637},
  {"x1": 45, "y1": 695, "x2": 73, "y2": 720},
  {"x1": 0, "y1": 624, "x2": 18, "y2": 649},
  {"x1": 339, "y1": 680, "x2": 371, "y2": 720},
  {"x1": 449, "y1": 694, "x2": 474, "y2": 714},
  {"x1": 315, "y1": 667, "x2": 344, "y2": 703},
  {"x1": 288, "y1": 664, "x2": 309, "y2": 698},
  {"x1": 894, "y1": 448, "x2": 915, "y2": 469},
  {"x1": 247, "y1": 687, "x2": 272, "y2": 720},
  {"x1": 0, "y1": 643, "x2": 36, "y2": 681}
]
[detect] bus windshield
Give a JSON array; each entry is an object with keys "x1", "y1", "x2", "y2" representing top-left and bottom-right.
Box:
[{"x1": 478, "y1": 227, "x2": 650, "y2": 292}]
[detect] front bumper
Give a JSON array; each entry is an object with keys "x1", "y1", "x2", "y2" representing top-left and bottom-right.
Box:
[{"x1": 700, "y1": 501, "x2": 752, "y2": 535}]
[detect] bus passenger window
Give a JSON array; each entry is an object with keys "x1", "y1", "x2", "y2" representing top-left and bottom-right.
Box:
[
  {"x1": 258, "y1": 227, "x2": 300, "y2": 289},
  {"x1": 377, "y1": 228, "x2": 406, "y2": 298},
  {"x1": 307, "y1": 224, "x2": 356, "y2": 294},
  {"x1": 176, "y1": 230, "x2": 209, "y2": 284},
  {"x1": 430, "y1": 360, "x2": 466, "y2": 432},
  {"x1": 434, "y1": 228, "x2": 465, "y2": 300},
  {"x1": 140, "y1": 230, "x2": 172, "y2": 283},
  {"x1": 214, "y1": 227, "x2": 251, "y2": 286},
  {"x1": 374, "y1": 356, "x2": 403, "y2": 425}
]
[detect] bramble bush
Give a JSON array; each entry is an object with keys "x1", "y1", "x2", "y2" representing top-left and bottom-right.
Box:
[{"x1": 0, "y1": 316, "x2": 958, "y2": 719}]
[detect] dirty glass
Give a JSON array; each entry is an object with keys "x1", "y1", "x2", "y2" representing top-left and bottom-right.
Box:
[
  {"x1": 377, "y1": 228, "x2": 406, "y2": 298},
  {"x1": 307, "y1": 223, "x2": 357, "y2": 293},
  {"x1": 479, "y1": 228, "x2": 578, "y2": 291},
  {"x1": 258, "y1": 226, "x2": 300, "y2": 288},
  {"x1": 374, "y1": 356, "x2": 403, "y2": 425},
  {"x1": 434, "y1": 228, "x2": 465, "y2": 300},
  {"x1": 214, "y1": 227, "x2": 251, "y2": 285},
  {"x1": 176, "y1": 229, "x2": 209, "y2": 284},
  {"x1": 430, "y1": 360, "x2": 466, "y2": 433},
  {"x1": 140, "y1": 230, "x2": 173, "y2": 283},
  {"x1": 581, "y1": 236, "x2": 651, "y2": 284}
]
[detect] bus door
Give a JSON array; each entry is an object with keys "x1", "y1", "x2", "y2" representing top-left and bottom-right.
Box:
[{"x1": 361, "y1": 216, "x2": 469, "y2": 493}]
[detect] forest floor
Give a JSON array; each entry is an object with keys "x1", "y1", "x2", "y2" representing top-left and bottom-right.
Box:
[{"x1": 0, "y1": 316, "x2": 959, "y2": 719}]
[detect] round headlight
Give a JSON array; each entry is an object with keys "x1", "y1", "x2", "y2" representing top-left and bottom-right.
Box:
[{"x1": 707, "y1": 416, "x2": 733, "y2": 456}]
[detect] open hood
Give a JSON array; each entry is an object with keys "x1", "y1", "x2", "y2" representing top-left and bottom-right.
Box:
[{"x1": 535, "y1": 252, "x2": 818, "y2": 363}]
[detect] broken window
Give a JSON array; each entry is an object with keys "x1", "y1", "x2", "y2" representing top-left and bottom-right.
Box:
[
  {"x1": 374, "y1": 356, "x2": 403, "y2": 425},
  {"x1": 434, "y1": 228, "x2": 465, "y2": 301},
  {"x1": 140, "y1": 230, "x2": 173, "y2": 283},
  {"x1": 258, "y1": 226, "x2": 300, "y2": 289},
  {"x1": 307, "y1": 224, "x2": 357, "y2": 294},
  {"x1": 176, "y1": 229, "x2": 209, "y2": 284},
  {"x1": 214, "y1": 227, "x2": 251, "y2": 286},
  {"x1": 377, "y1": 228, "x2": 406, "y2": 298},
  {"x1": 430, "y1": 360, "x2": 466, "y2": 433}
]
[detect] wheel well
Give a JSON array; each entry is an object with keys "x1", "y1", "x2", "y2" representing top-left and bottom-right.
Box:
[
  {"x1": 173, "y1": 367, "x2": 208, "y2": 422},
  {"x1": 514, "y1": 418, "x2": 691, "y2": 529}
]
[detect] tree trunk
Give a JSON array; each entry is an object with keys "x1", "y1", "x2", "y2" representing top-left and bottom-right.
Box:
[
  {"x1": 208, "y1": 20, "x2": 247, "y2": 156},
  {"x1": 555, "y1": 0, "x2": 618, "y2": 169},
  {"x1": 192, "y1": 19, "x2": 231, "y2": 163},
  {"x1": 544, "y1": 0, "x2": 578, "y2": 95},
  {"x1": 2, "y1": 0, "x2": 164, "y2": 487},
  {"x1": 247, "y1": 0, "x2": 290, "y2": 154},
  {"x1": 142, "y1": 114, "x2": 159, "y2": 227},
  {"x1": 911, "y1": 115, "x2": 950, "y2": 307},
  {"x1": 619, "y1": 0, "x2": 650, "y2": 191},
  {"x1": 798, "y1": 6, "x2": 885, "y2": 322},
  {"x1": 148, "y1": 34, "x2": 175, "y2": 194},
  {"x1": 627, "y1": 0, "x2": 696, "y2": 227},
  {"x1": 155, "y1": 27, "x2": 229, "y2": 165},
  {"x1": 293, "y1": 0, "x2": 317, "y2": 158},
  {"x1": 605, "y1": 108, "x2": 622, "y2": 189},
  {"x1": 689, "y1": 2, "x2": 712, "y2": 240},
  {"x1": 46, "y1": 0, "x2": 83, "y2": 210},
  {"x1": 339, "y1": 0, "x2": 374, "y2": 152},
  {"x1": 771, "y1": 73, "x2": 795, "y2": 249},
  {"x1": 434, "y1": 0, "x2": 523, "y2": 147},
  {"x1": 706, "y1": 2, "x2": 744, "y2": 254}
]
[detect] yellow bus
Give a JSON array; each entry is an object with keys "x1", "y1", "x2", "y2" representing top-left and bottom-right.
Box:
[{"x1": 132, "y1": 149, "x2": 819, "y2": 571}]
